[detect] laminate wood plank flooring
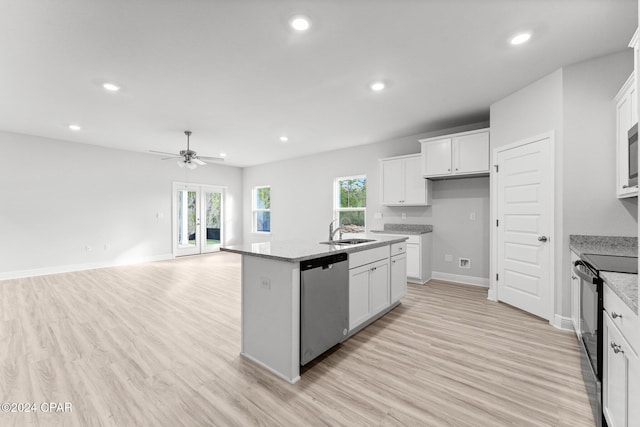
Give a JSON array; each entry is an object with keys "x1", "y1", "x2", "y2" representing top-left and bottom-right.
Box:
[{"x1": 0, "y1": 252, "x2": 594, "y2": 426}]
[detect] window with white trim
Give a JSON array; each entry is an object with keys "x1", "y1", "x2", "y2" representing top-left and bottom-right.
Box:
[
  {"x1": 334, "y1": 175, "x2": 366, "y2": 234},
  {"x1": 252, "y1": 186, "x2": 271, "y2": 233}
]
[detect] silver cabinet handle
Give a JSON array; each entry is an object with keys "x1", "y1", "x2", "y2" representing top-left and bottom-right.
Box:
[
  {"x1": 538, "y1": 236, "x2": 548, "y2": 242},
  {"x1": 612, "y1": 312, "x2": 623, "y2": 319},
  {"x1": 611, "y1": 342, "x2": 624, "y2": 354}
]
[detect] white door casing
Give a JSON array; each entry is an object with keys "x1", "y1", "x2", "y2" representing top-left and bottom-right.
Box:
[
  {"x1": 172, "y1": 182, "x2": 225, "y2": 257},
  {"x1": 495, "y1": 134, "x2": 554, "y2": 321}
]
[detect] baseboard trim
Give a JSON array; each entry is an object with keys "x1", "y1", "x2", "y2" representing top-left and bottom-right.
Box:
[
  {"x1": 431, "y1": 271, "x2": 489, "y2": 288},
  {"x1": 0, "y1": 253, "x2": 174, "y2": 281},
  {"x1": 552, "y1": 314, "x2": 574, "y2": 332},
  {"x1": 487, "y1": 288, "x2": 497, "y2": 301},
  {"x1": 240, "y1": 352, "x2": 300, "y2": 384}
]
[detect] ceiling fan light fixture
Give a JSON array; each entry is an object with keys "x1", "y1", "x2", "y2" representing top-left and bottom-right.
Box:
[
  {"x1": 177, "y1": 160, "x2": 185, "y2": 168},
  {"x1": 186, "y1": 161, "x2": 197, "y2": 170}
]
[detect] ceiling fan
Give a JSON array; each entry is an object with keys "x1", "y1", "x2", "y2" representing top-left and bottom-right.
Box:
[{"x1": 150, "y1": 130, "x2": 224, "y2": 169}]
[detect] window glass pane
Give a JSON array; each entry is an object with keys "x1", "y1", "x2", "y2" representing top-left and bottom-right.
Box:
[
  {"x1": 256, "y1": 187, "x2": 270, "y2": 209},
  {"x1": 339, "y1": 178, "x2": 366, "y2": 208},
  {"x1": 339, "y1": 211, "x2": 365, "y2": 233},
  {"x1": 256, "y1": 211, "x2": 271, "y2": 232}
]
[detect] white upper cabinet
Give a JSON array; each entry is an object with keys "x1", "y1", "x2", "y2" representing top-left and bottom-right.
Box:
[
  {"x1": 380, "y1": 154, "x2": 432, "y2": 206},
  {"x1": 420, "y1": 128, "x2": 490, "y2": 179},
  {"x1": 614, "y1": 72, "x2": 638, "y2": 198}
]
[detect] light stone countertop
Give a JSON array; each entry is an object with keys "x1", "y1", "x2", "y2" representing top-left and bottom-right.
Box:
[
  {"x1": 220, "y1": 234, "x2": 408, "y2": 263},
  {"x1": 370, "y1": 224, "x2": 433, "y2": 235},
  {"x1": 569, "y1": 234, "x2": 638, "y2": 314}
]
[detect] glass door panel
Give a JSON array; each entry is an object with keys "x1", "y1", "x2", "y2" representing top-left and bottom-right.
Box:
[
  {"x1": 176, "y1": 187, "x2": 200, "y2": 256},
  {"x1": 202, "y1": 189, "x2": 223, "y2": 253}
]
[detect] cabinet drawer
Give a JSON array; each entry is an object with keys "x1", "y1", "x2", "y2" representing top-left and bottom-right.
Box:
[
  {"x1": 349, "y1": 246, "x2": 389, "y2": 269},
  {"x1": 390, "y1": 242, "x2": 407, "y2": 256},
  {"x1": 604, "y1": 284, "x2": 639, "y2": 353}
]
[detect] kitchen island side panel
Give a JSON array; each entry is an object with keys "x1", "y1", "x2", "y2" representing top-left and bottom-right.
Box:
[{"x1": 241, "y1": 255, "x2": 300, "y2": 383}]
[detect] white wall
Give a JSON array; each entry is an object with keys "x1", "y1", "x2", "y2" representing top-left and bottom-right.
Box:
[
  {"x1": 490, "y1": 50, "x2": 638, "y2": 323},
  {"x1": 0, "y1": 131, "x2": 243, "y2": 278},
  {"x1": 242, "y1": 122, "x2": 491, "y2": 281}
]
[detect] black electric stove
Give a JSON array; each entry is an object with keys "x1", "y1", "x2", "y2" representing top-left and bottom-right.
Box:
[{"x1": 581, "y1": 253, "x2": 638, "y2": 275}]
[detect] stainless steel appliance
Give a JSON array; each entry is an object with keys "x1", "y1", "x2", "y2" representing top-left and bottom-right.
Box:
[
  {"x1": 628, "y1": 123, "x2": 638, "y2": 187},
  {"x1": 300, "y1": 252, "x2": 349, "y2": 366},
  {"x1": 572, "y1": 254, "x2": 638, "y2": 427}
]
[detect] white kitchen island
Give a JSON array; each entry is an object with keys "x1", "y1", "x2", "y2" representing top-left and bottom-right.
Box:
[{"x1": 221, "y1": 236, "x2": 408, "y2": 383}]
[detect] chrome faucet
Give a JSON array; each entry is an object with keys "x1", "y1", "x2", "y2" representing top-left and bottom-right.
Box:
[{"x1": 329, "y1": 219, "x2": 346, "y2": 242}]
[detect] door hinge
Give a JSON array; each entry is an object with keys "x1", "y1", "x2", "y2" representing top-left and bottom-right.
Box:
[
  {"x1": 496, "y1": 219, "x2": 499, "y2": 227},
  {"x1": 494, "y1": 165, "x2": 499, "y2": 173},
  {"x1": 496, "y1": 273, "x2": 499, "y2": 281}
]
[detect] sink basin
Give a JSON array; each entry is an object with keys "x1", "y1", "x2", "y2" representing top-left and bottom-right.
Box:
[{"x1": 319, "y1": 238, "x2": 376, "y2": 245}]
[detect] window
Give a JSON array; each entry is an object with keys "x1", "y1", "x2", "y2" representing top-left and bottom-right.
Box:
[
  {"x1": 334, "y1": 175, "x2": 366, "y2": 233},
  {"x1": 252, "y1": 186, "x2": 271, "y2": 233}
]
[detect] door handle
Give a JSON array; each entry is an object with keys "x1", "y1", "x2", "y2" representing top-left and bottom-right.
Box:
[{"x1": 538, "y1": 235, "x2": 548, "y2": 242}]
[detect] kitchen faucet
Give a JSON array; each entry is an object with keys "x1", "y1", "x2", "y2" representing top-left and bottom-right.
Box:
[{"x1": 329, "y1": 219, "x2": 346, "y2": 242}]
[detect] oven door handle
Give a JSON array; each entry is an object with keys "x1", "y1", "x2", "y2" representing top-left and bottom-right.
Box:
[{"x1": 573, "y1": 260, "x2": 597, "y2": 284}]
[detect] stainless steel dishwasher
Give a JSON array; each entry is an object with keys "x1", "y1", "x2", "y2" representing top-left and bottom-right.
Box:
[{"x1": 300, "y1": 252, "x2": 349, "y2": 366}]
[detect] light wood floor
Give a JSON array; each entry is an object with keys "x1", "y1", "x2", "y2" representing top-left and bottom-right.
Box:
[{"x1": 0, "y1": 252, "x2": 594, "y2": 427}]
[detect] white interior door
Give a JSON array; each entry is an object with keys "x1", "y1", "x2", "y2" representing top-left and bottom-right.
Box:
[
  {"x1": 496, "y1": 136, "x2": 553, "y2": 320},
  {"x1": 173, "y1": 183, "x2": 225, "y2": 257}
]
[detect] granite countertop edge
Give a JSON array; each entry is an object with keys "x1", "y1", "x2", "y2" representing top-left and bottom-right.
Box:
[
  {"x1": 370, "y1": 230, "x2": 432, "y2": 235},
  {"x1": 221, "y1": 236, "x2": 408, "y2": 263},
  {"x1": 569, "y1": 234, "x2": 638, "y2": 315}
]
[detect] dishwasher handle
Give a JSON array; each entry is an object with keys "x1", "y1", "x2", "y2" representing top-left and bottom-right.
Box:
[{"x1": 572, "y1": 260, "x2": 597, "y2": 284}]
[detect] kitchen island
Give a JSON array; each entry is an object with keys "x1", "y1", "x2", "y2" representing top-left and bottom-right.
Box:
[{"x1": 221, "y1": 235, "x2": 408, "y2": 383}]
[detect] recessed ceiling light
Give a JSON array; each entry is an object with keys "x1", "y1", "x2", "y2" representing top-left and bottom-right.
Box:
[
  {"x1": 370, "y1": 81, "x2": 386, "y2": 92},
  {"x1": 510, "y1": 32, "x2": 531, "y2": 45},
  {"x1": 289, "y1": 15, "x2": 311, "y2": 32},
  {"x1": 219, "y1": 152, "x2": 227, "y2": 157},
  {"x1": 68, "y1": 124, "x2": 81, "y2": 131},
  {"x1": 102, "y1": 82, "x2": 120, "y2": 92},
  {"x1": 280, "y1": 136, "x2": 289, "y2": 142}
]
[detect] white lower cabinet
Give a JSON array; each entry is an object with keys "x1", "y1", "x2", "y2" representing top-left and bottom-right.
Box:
[
  {"x1": 390, "y1": 252, "x2": 407, "y2": 304},
  {"x1": 570, "y1": 251, "x2": 580, "y2": 336},
  {"x1": 603, "y1": 289, "x2": 639, "y2": 427},
  {"x1": 348, "y1": 258, "x2": 389, "y2": 331},
  {"x1": 377, "y1": 233, "x2": 431, "y2": 284}
]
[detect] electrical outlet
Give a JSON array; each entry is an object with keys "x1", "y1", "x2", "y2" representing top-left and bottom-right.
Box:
[
  {"x1": 470, "y1": 212, "x2": 477, "y2": 221},
  {"x1": 445, "y1": 254, "x2": 453, "y2": 262},
  {"x1": 260, "y1": 277, "x2": 271, "y2": 290},
  {"x1": 459, "y1": 258, "x2": 470, "y2": 269},
  {"x1": 104, "y1": 244, "x2": 111, "y2": 251},
  {"x1": 85, "y1": 245, "x2": 92, "y2": 252},
  {"x1": 401, "y1": 213, "x2": 407, "y2": 220},
  {"x1": 374, "y1": 212, "x2": 383, "y2": 220}
]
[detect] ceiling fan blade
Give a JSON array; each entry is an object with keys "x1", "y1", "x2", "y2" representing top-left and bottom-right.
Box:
[
  {"x1": 161, "y1": 156, "x2": 182, "y2": 160},
  {"x1": 198, "y1": 156, "x2": 225, "y2": 162},
  {"x1": 192, "y1": 158, "x2": 206, "y2": 166},
  {"x1": 150, "y1": 150, "x2": 179, "y2": 156}
]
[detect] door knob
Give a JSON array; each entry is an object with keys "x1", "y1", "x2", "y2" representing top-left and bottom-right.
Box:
[{"x1": 538, "y1": 236, "x2": 548, "y2": 242}]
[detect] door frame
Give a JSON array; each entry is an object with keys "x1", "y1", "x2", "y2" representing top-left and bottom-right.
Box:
[
  {"x1": 172, "y1": 182, "x2": 226, "y2": 257},
  {"x1": 490, "y1": 131, "x2": 556, "y2": 323}
]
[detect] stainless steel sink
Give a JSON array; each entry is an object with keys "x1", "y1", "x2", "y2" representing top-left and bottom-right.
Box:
[{"x1": 319, "y1": 238, "x2": 376, "y2": 245}]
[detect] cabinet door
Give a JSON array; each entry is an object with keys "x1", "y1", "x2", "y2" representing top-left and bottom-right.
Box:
[
  {"x1": 617, "y1": 93, "x2": 632, "y2": 197},
  {"x1": 454, "y1": 131, "x2": 489, "y2": 174},
  {"x1": 422, "y1": 138, "x2": 452, "y2": 177},
  {"x1": 603, "y1": 313, "x2": 631, "y2": 427},
  {"x1": 403, "y1": 155, "x2": 428, "y2": 205},
  {"x1": 349, "y1": 266, "x2": 371, "y2": 330},
  {"x1": 406, "y1": 243, "x2": 420, "y2": 279},
  {"x1": 390, "y1": 254, "x2": 407, "y2": 303},
  {"x1": 370, "y1": 260, "x2": 390, "y2": 315},
  {"x1": 570, "y1": 251, "x2": 580, "y2": 336},
  {"x1": 381, "y1": 159, "x2": 403, "y2": 205}
]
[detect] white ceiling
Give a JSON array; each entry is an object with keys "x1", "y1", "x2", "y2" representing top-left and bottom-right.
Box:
[{"x1": 0, "y1": 0, "x2": 636, "y2": 167}]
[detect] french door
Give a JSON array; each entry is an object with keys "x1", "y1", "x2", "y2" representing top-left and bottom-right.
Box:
[{"x1": 173, "y1": 183, "x2": 225, "y2": 257}]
